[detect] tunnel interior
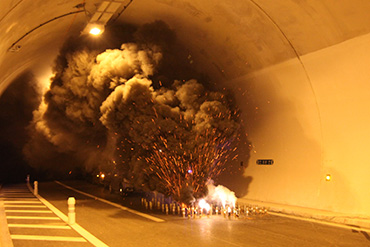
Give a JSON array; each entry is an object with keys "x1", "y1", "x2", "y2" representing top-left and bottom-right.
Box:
[{"x1": 1, "y1": 0, "x2": 370, "y2": 217}]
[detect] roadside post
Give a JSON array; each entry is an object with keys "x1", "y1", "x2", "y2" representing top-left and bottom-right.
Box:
[
  {"x1": 33, "y1": 181, "x2": 38, "y2": 196},
  {"x1": 68, "y1": 197, "x2": 76, "y2": 225}
]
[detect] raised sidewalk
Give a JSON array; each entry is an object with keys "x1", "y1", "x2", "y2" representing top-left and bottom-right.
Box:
[{"x1": 238, "y1": 198, "x2": 370, "y2": 231}]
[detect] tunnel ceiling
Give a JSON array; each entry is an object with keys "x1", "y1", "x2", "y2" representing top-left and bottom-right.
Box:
[
  {"x1": 2, "y1": 0, "x2": 370, "y2": 212},
  {"x1": 1, "y1": 0, "x2": 370, "y2": 94}
]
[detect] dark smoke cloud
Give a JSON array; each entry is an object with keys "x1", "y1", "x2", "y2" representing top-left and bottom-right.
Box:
[
  {"x1": 24, "y1": 21, "x2": 242, "y2": 200},
  {"x1": 0, "y1": 71, "x2": 41, "y2": 183}
]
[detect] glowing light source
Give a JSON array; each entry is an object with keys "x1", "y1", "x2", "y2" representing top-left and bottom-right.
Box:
[
  {"x1": 89, "y1": 27, "x2": 103, "y2": 35},
  {"x1": 198, "y1": 199, "x2": 211, "y2": 212},
  {"x1": 325, "y1": 174, "x2": 331, "y2": 181},
  {"x1": 83, "y1": 0, "x2": 131, "y2": 36}
]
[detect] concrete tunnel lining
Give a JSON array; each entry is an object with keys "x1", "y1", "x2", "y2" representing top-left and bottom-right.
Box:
[{"x1": 1, "y1": 0, "x2": 370, "y2": 223}]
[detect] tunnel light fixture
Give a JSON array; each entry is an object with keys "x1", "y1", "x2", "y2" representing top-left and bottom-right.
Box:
[
  {"x1": 90, "y1": 27, "x2": 103, "y2": 35},
  {"x1": 88, "y1": 23, "x2": 105, "y2": 36},
  {"x1": 325, "y1": 174, "x2": 331, "y2": 181},
  {"x1": 82, "y1": 0, "x2": 130, "y2": 36}
]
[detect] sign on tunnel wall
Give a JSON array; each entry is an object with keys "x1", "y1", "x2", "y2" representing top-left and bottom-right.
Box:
[{"x1": 256, "y1": 159, "x2": 274, "y2": 165}]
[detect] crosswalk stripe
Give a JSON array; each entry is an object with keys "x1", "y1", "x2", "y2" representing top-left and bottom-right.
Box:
[
  {"x1": 8, "y1": 224, "x2": 71, "y2": 229},
  {"x1": 6, "y1": 216, "x2": 60, "y2": 220},
  {"x1": 5, "y1": 210, "x2": 52, "y2": 213},
  {"x1": 1, "y1": 193, "x2": 33, "y2": 195},
  {"x1": 11, "y1": 234, "x2": 87, "y2": 242},
  {"x1": 1, "y1": 197, "x2": 36, "y2": 199},
  {"x1": 3, "y1": 201, "x2": 42, "y2": 204},
  {"x1": 2, "y1": 198, "x2": 39, "y2": 200},
  {"x1": 1, "y1": 191, "x2": 29, "y2": 193},
  {"x1": 4, "y1": 205, "x2": 47, "y2": 208}
]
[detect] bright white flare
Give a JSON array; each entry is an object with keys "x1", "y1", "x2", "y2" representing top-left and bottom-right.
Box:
[
  {"x1": 89, "y1": 27, "x2": 102, "y2": 36},
  {"x1": 206, "y1": 180, "x2": 237, "y2": 208},
  {"x1": 198, "y1": 199, "x2": 211, "y2": 212}
]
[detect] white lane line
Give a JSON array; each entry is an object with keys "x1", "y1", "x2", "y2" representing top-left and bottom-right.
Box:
[
  {"x1": 11, "y1": 235, "x2": 86, "y2": 242},
  {"x1": 27, "y1": 183, "x2": 109, "y2": 247},
  {"x1": 4, "y1": 200, "x2": 41, "y2": 204},
  {"x1": 55, "y1": 181, "x2": 165, "y2": 223},
  {"x1": 3, "y1": 201, "x2": 42, "y2": 204},
  {"x1": 2, "y1": 194, "x2": 33, "y2": 196},
  {"x1": 6, "y1": 216, "x2": 60, "y2": 220},
  {"x1": 1, "y1": 191, "x2": 29, "y2": 193},
  {"x1": 8, "y1": 224, "x2": 71, "y2": 229},
  {"x1": 4, "y1": 205, "x2": 47, "y2": 208},
  {"x1": 268, "y1": 211, "x2": 370, "y2": 233},
  {"x1": 5, "y1": 210, "x2": 52, "y2": 213},
  {"x1": 0, "y1": 200, "x2": 14, "y2": 247},
  {"x1": 2, "y1": 198, "x2": 35, "y2": 200},
  {"x1": 1, "y1": 190, "x2": 31, "y2": 194},
  {"x1": 1, "y1": 196, "x2": 35, "y2": 199}
]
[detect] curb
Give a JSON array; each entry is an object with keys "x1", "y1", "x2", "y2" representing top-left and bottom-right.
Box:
[
  {"x1": 0, "y1": 186, "x2": 15, "y2": 247},
  {"x1": 238, "y1": 198, "x2": 370, "y2": 232}
]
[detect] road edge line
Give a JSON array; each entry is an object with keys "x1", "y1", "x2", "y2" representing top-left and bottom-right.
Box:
[
  {"x1": 55, "y1": 181, "x2": 165, "y2": 223},
  {"x1": 27, "y1": 182, "x2": 109, "y2": 247},
  {"x1": 0, "y1": 199, "x2": 14, "y2": 247},
  {"x1": 268, "y1": 211, "x2": 370, "y2": 234}
]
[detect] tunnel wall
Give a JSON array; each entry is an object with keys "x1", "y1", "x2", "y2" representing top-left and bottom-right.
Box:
[
  {"x1": 238, "y1": 32, "x2": 370, "y2": 216},
  {"x1": 1, "y1": 0, "x2": 370, "y2": 218},
  {"x1": 129, "y1": 1, "x2": 370, "y2": 217}
]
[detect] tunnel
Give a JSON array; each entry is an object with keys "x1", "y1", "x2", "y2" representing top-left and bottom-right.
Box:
[{"x1": 1, "y1": 0, "x2": 370, "y2": 224}]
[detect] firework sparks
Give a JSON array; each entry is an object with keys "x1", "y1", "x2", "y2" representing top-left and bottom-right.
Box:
[{"x1": 24, "y1": 21, "x2": 243, "y2": 204}]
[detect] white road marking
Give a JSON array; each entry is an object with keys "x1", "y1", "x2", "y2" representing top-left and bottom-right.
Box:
[
  {"x1": 6, "y1": 216, "x2": 60, "y2": 220},
  {"x1": 3, "y1": 200, "x2": 40, "y2": 203},
  {"x1": 8, "y1": 224, "x2": 71, "y2": 229},
  {"x1": 5, "y1": 209, "x2": 52, "y2": 213},
  {"x1": 11, "y1": 234, "x2": 86, "y2": 242},
  {"x1": 2, "y1": 194, "x2": 33, "y2": 196},
  {"x1": 1, "y1": 191, "x2": 29, "y2": 193},
  {"x1": 27, "y1": 183, "x2": 109, "y2": 247},
  {"x1": 56, "y1": 181, "x2": 165, "y2": 223},
  {"x1": 268, "y1": 211, "x2": 370, "y2": 233},
  {"x1": 2, "y1": 197, "x2": 36, "y2": 199},
  {"x1": 2, "y1": 198, "x2": 36, "y2": 200},
  {"x1": 0, "y1": 200, "x2": 14, "y2": 247}
]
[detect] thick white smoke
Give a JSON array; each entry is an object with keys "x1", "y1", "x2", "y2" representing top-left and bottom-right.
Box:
[
  {"x1": 25, "y1": 21, "x2": 242, "y2": 201},
  {"x1": 206, "y1": 180, "x2": 237, "y2": 208}
]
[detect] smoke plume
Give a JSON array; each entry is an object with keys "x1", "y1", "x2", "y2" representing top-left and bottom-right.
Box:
[{"x1": 24, "y1": 21, "x2": 242, "y2": 202}]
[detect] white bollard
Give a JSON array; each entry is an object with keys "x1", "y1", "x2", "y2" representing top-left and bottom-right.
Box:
[
  {"x1": 33, "y1": 181, "x2": 38, "y2": 196},
  {"x1": 68, "y1": 197, "x2": 76, "y2": 225}
]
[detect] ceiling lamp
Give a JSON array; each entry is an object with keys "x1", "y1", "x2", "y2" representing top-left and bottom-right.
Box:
[
  {"x1": 82, "y1": 0, "x2": 131, "y2": 36},
  {"x1": 87, "y1": 23, "x2": 105, "y2": 36}
]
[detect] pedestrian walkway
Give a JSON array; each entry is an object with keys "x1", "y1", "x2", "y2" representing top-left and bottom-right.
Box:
[
  {"x1": 238, "y1": 198, "x2": 370, "y2": 231},
  {"x1": 0, "y1": 183, "x2": 95, "y2": 247}
]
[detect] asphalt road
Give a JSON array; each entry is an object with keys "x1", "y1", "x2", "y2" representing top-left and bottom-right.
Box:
[
  {"x1": 31, "y1": 180, "x2": 370, "y2": 247},
  {"x1": 1, "y1": 183, "x2": 95, "y2": 247}
]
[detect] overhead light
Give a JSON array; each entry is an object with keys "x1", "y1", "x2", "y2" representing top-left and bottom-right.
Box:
[
  {"x1": 325, "y1": 174, "x2": 331, "y2": 181},
  {"x1": 85, "y1": 23, "x2": 105, "y2": 36},
  {"x1": 90, "y1": 27, "x2": 102, "y2": 35},
  {"x1": 82, "y1": 0, "x2": 130, "y2": 36}
]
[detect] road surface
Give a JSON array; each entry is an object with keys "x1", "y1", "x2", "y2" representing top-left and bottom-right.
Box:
[{"x1": 1, "y1": 180, "x2": 370, "y2": 247}]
